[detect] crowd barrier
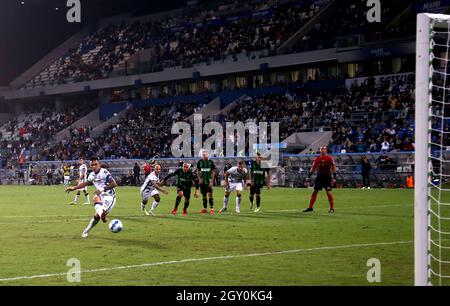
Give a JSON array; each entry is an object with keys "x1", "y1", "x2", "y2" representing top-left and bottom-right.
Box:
[{"x1": 0, "y1": 152, "x2": 425, "y2": 189}]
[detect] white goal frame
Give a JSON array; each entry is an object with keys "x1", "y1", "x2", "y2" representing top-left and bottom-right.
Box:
[{"x1": 415, "y1": 13, "x2": 450, "y2": 286}]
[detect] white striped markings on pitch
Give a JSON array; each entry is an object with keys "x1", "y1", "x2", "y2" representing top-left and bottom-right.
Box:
[{"x1": 0, "y1": 240, "x2": 413, "y2": 282}]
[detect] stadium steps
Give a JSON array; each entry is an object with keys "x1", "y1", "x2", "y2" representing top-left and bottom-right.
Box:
[
  {"x1": 0, "y1": 113, "x2": 13, "y2": 128},
  {"x1": 277, "y1": 0, "x2": 339, "y2": 54},
  {"x1": 90, "y1": 108, "x2": 128, "y2": 138},
  {"x1": 212, "y1": 95, "x2": 248, "y2": 118},
  {"x1": 53, "y1": 108, "x2": 102, "y2": 143},
  {"x1": 10, "y1": 25, "x2": 96, "y2": 89},
  {"x1": 385, "y1": 4, "x2": 413, "y2": 30},
  {"x1": 282, "y1": 131, "x2": 333, "y2": 154},
  {"x1": 186, "y1": 97, "x2": 221, "y2": 123}
]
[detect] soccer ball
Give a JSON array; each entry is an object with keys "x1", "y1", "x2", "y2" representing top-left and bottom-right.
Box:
[{"x1": 109, "y1": 219, "x2": 123, "y2": 233}]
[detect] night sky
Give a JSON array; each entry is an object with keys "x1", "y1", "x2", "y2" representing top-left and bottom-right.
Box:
[{"x1": 0, "y1": 0, "x2": 186, "y2": 86}]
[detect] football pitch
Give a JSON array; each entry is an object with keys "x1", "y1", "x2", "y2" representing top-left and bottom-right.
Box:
[{"x1": 0, "y1": 185, "x2": 414, "y2": 286}]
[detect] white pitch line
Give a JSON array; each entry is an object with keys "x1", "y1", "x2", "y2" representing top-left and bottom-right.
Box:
[{"x1": 0, "y1": 240, "x2": 413, "y2": 282}]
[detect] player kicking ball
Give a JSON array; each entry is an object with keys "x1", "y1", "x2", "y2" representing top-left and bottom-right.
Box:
[
  {"x1": 160, "y1": 162, "x2": 199, "y2": 216},
  {"x1": 69, "y1": 157, "x2": 90, "y2": 205},
  {"x1": 66, "y1": 157, "x2": 118, "y2": 238},
  {"x1": 140, "y1": 164, "x2": 168, "y2": 216},
  {"x1": 303, "y1": 146, "x2": 336, "y2": 214},
  {"x1": 219, "y1": 161, "x2": 248, "y2": 214}
]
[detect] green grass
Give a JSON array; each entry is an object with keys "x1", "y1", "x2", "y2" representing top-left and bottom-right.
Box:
[{"x1": 0, "y1": 185, "x2": 416, "y2": 286}]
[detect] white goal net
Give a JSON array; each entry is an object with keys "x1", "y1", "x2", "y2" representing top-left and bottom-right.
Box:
[{"x1": 416, "y1": 13, "x2": 450, "y2": 286}]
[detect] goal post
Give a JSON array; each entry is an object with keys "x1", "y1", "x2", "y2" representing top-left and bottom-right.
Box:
[
  {"x1": 415, "y1": 13, "x2": 432, "y2": 287},
  {"x1": 416, "y1": 13, "x2": 450, "y2": 286}
]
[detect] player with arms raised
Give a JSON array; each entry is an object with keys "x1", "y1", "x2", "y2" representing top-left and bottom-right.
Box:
[
  {"x1": 197, "y1": 150, "x2": 217, "y2": 214},
  {"x1": 66, "y1": 157, "x2": 118, "y2": 238},
  {"x1": 160, "y1": 162, "x2": 199, "y2": 216},
  {"x1": 70, "y1": 158, "x2": 90, "y2": 205},
  {"x1": 303, "y1": 146, "x2": 336, "y2": 213}
]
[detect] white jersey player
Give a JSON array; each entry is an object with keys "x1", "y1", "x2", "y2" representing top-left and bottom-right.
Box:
[
  {"x1": 140, "y1": 164, "x2": 168, "y2": 216},
  {"x1": 70, "y1": 158, "x2": 90, "y2": 205},
  {"x1": 219, "y1": 161, "x2": 248, "y2": 214},
  {"x1": 66, "y1": 157, "x2": 118, "y2": 238}
]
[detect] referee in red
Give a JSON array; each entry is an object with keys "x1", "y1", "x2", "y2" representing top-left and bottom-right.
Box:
[{"x1": 303, "y1": 146, "x2": 337, "y2": 213}]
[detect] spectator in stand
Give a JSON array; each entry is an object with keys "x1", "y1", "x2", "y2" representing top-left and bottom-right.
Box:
[
  {"x1": 133, "y1": 162, "x2": 141, "y2": 186},
  {"x1": 294, "y1": 0, "x2": 412, "y2": 52},
  {"x1": 143, "y1": 162, "x2": 152, "y2": 177},
  {"x1": 19, "y1": 154, "x2": 25, "y2": 168},
  {"x1": 25, "y1": 0, "x2": 324, "y2": 88},
  {"x1": 403, "y1": 138, "x2": 415, "y2": 151},
  {"x1": 120, "y1": 170, "x2": 134, "y2": 186},
  {"x1": 18, "y1": 168, "x2": 25, "y2": 185},
  {"x1": 381, "y1": 137, "x2": 391, "y2": 153},
  {"x1": 0, "y1": 102, "x2": 96, "y2": 164},
  {"x1": 376, "y1": 155, "x2": 389, "y2": 171},
  {"x1": 377, "y1": 155, "x2": 397, "y2": 171},
  {"x1": 46, "y1": 168, "x2": 54, "y2": 186},
  {"x1": 3, "y1": 68, "x2": 422, "y2": 161},
  {"x1": 361, "y1": 156, "x2": 371, "y2": 189}
]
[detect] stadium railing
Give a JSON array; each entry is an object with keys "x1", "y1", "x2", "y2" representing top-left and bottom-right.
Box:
[{"x1": 0, "y1": 152, "x2": 424, "y2": 188}]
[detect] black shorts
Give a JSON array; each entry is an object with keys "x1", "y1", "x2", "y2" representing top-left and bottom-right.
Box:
[
  {"x1": 177, "y1": 187, "x2": 191, "y2": 200},
  {"x1": 200, "y1": 183, "x2": 213, "y2": 195},
  {"x1": 314, "y1": 174, "x2": 332, "y2": 191},
  {"x1": 250, "y1": 184, "x2": 264, "y2": 195}
]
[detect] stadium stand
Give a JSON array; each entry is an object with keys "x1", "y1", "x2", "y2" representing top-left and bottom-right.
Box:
[
  {"x1": 50, "y1": 101, "x2": 201, "y2": 161},
  {"x1": 293, "y1": 0, "x2": 417, "y2": 52},
  {"x1": 328, "y1": 74, "x2": 415, "y2": 154},
  {"x1": 0, "y1": 102, "x2": 96, "y2": 168},
  {"x1": 1, "y1": 74, "x2": 415, "y2": 171},
  {"x1": 23, "y1": 0, "x2": 326, "y2": 88},
  {"x1": 0, "y1": 0, "x2": 435, "y2": 189}
]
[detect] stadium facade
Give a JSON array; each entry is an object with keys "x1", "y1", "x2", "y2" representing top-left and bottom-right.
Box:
[{"x1": 0, "y1": 0, "x2": 441, "y2": 187}]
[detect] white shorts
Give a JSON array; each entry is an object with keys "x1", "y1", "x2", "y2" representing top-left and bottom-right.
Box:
[
  {"x1": 64, "y1": 176, "x2": 70, "y2": 181},
  {"x1": 94, "y1": 194, "x2": 116, "y2": 216},
  {"x1": 225, "y1": 183, "x2": 243, "y2": 193},
  {"x1": 141, "y1": 189, "x2": 159, "y2": 202},
  {"x1": 80, "y1": 180, "x2": 88, "y2": 192}
]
